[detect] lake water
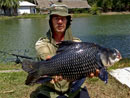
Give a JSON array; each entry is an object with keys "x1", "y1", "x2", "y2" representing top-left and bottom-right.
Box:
[{"x1": 0, "y1": 14, "x2": 130, "y2": 62}]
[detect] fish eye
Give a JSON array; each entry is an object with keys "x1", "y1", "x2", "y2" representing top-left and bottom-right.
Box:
[
  {"x1": 111, "y1": 49, "x2": 117, "y2": 55},
  {"x1": 110, "y1": 50, "x2": 117, "y2": 59},
  {"x1": 113, "y1": 53, "x2": 117, "y2": 56}
]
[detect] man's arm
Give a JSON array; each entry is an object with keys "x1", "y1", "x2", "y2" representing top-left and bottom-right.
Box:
[{"x1": 35, "y1": 38, "x2": 63, "y2": 83}]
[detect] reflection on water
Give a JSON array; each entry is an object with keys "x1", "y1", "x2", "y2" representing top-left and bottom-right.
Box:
[
  {"x1": 72, "y1": 15, "x2": 130, "y2": 58},
  {"x1": 0, "y1": 15, "x2": 130, "y2": 62},
  {"x1": 0, "y1": 18, "x2": 49, "y2": 56}
]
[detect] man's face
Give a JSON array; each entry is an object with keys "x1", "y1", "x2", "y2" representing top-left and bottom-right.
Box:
[{"x1": 51, "y1": 15, "x2": 67, "y2": 34}]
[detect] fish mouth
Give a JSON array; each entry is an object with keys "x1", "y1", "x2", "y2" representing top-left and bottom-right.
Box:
[
  {"x1": 117, "y1": 52, "x2": 122, "y2": 60},
  {"x1": 114, "y1": 48, "x2": 122, "y2": 60},
  {"x1": 106, "y1": 49, "x2": 122, "y2": 67}
]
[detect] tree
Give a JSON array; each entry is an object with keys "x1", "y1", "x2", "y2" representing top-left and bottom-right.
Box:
[
  {"x1": 0, "y1": 0, "x2": 22, "y2": 16},
  {"x1": 96, "y1": 0, "x2": 113, "y2": 12},
  {"x1": 88, "y1": 0, "x2": 130, "y2": 12}
]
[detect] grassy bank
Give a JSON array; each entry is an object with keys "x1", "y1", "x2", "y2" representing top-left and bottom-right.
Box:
[
  {"x1": 16, "y1": 14, "x2": 48, "y2": 18},
  {"x1": 1, "y1": 12, "x2": 130, "y2": 20},
  {"x1": 0, "y1": 13, "x2": 92, "y2": 20},
  {"x1": 0, "y1": 71, "x2": 38, "y2": 98},
  {"x1": 108, "y1": 58, "x2": 130, "y2": 70},
  {"x1": 101, "y1": 11, "x2": 130, "y2": 15},
  {"x1": 0, "y1": 58, "x2": 130, "y2": 98},
  {"x1": 0, "y1": 63, "x2": 21, "y2": 70},
  {"x1": 72, "y1": 13, "x2": 92, "y2": 17},
  {"x1": 87, "y1": 58, "x2": 130, "y2": 98},
  {"x1": 0, "y1": 14, "x2": 48, "y2": 20},
  {"x1": 86, "y1": 74, "x2": 130, "y2": 98}
]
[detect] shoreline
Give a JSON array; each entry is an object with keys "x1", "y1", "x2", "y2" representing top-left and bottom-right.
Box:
[
  {"x1": 101, "y1": 11, "x2": 130, "y2": 15},
  {"x1": 0, "y1": 11, "x2": 130, "y2": 20}
]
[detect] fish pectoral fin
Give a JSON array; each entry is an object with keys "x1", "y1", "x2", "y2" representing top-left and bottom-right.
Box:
[
  {"x1": 58, "y1": 41, "x2": 74, "y2": 46},
  {"x1": 98, "y1": 68, "x2": 108, "y2": 83},
  {"x1": 25, "y1": 72, "x2": 39, "y2": 85},
  {"x1": 35, "y1": 76, "x2": 52, "y2": 84}
]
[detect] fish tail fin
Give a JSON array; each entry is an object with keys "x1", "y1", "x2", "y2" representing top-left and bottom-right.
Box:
[
  {"x1": 22, "y1": 59, "x2": 40, "y2": 85},
  {"x1": 22, "y1": 59, "x2": 36, "y2": 73}
]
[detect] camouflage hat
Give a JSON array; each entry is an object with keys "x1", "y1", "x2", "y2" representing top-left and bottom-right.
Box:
[{"x1": 49, "y1": 3, "x2": 70, "y2": 16}]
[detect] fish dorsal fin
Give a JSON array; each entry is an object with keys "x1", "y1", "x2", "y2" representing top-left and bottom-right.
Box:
[
  {"x1": 58, "y1": 41, "x2": 75, "y2": 47},
  {"x1": 56, "y1": 41, "x2": 75, "y2": 53}
]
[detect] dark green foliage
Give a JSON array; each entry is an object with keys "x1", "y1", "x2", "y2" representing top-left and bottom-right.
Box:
[
  {"x1": 0, "y1": 0, "x2": 21, "y2": 8},
  {"x1": 69, "y1": 8, "x2": 88, "y2": 14},
  {"x1": 88, "y1": 0, "x2": 130, "y2": 13},
  {"x1": 0, "y1": 0, "x2": 22, "y2": 16},
  {"x1": 89, "y1": 4, "x2": 101, "y2": 15}
]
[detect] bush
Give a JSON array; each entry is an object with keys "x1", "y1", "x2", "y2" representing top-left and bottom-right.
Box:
[{"x1": 89, "y1": 4, "x2": 101, "y2": 15}]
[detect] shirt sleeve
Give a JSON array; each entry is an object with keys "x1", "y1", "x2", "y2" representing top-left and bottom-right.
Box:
[{"x1": 35, "y1": 37, "x2": 51, "y2": 60}]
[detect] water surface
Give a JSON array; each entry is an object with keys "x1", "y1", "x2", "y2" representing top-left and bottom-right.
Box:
[{"x1": 0, "y1": 14, "x2": 130, "y2": 62}]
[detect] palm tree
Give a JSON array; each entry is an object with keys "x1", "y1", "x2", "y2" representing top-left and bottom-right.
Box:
[{"x1": 0, "y1": 0, "x2": 22, "y2": 16}]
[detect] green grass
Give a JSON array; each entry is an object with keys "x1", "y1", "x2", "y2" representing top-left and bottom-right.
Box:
[
  {"x1": 0, "y1": 16, "x2": 15, "y2": 20},
  {"x1": 87, "y1": 58, "x2": 130, "y2": 98},
  {"x1": 86, "y1": 75, "x2": 130, "y2": 98},
  {"x1": 0, "y1": 14, "x2": 47, "y2": 20},
  {"x1": 16, "y1": 14, "x2": 48, "y2": 18},
  {"x1": 108, "y1": 58, "x2": 130, "y2": 70},
  {"x1": 0, "y1": 13, "x2": 91, "y2": 20},
  {"x1": 0, "y1": 58, "x2": 130, "y2": 98},
  {"x1": 0, "y1": 72, "x2": 39, "y2": 98},
  {"x1": 72, "y1": 13, "x2": 92, "y2": 17},
  {"x1": 1, "y1": 12, "x2": 130, "y2": 20},
  {"x1": 0, "y1": 63, "x2": 21, "y2": 70}
]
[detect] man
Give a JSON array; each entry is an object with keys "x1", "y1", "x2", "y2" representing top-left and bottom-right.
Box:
[{"x1": 31, "y1": 3, "x2": 92, "y2": 98}]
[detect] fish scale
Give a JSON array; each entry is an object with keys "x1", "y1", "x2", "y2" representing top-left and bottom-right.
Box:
[
  {"x1": 39, "y1": 46, "x2": 101, "y2": 80},
  {"x1": 22, "y1": 41, "x2": 121, "y2": 85}
]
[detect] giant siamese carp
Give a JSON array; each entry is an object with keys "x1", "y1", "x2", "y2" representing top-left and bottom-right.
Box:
[{"x1": 22, "y1": 41, "x2": 122, "y2": 85}]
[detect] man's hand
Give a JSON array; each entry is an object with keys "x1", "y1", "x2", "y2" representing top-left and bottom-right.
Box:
[
  {"x1": 50, "y1": 76, "x2": 63, "y2": 84},
  {"x1": 51, "y1": 69, "x2": 100, "y2": 83},
  {"x1": 46, "y1": 55, "x2": 100, "y2": 83},
  {"x1": 46, "y1": 55, "x2": 52, "y2": 60},
  {"x1": 89, "y1": 69, "x2": 100, "y2": 78}
]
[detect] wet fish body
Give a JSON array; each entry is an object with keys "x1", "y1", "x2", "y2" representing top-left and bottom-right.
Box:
[{"x1": 22, "y1": 41, "x2": 121, "y2": 85}]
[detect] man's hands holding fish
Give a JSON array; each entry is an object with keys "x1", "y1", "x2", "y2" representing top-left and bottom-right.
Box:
[{"x1": 46, "y1": 55, "x2": 100, "y2": 84}]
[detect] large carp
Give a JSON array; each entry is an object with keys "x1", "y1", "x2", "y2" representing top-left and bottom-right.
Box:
[{"x1": 22, "y1": 41, "x2": 122, "y2": 85}]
